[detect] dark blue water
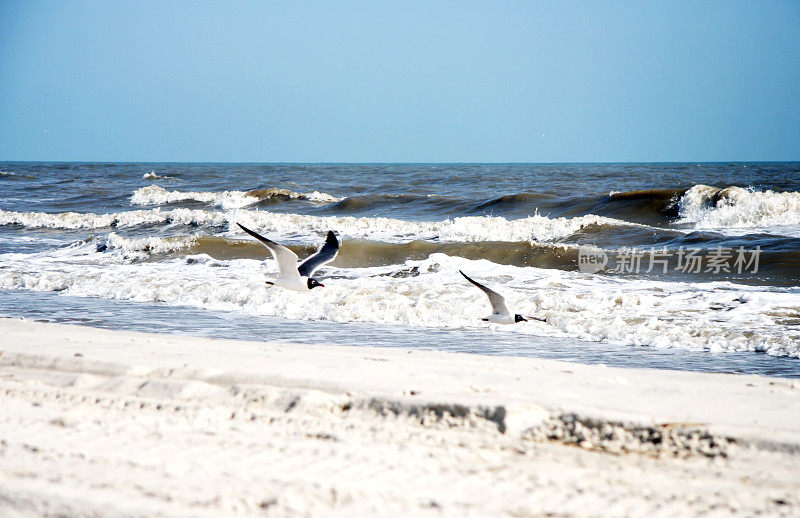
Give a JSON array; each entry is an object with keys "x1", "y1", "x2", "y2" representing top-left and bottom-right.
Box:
[{"x1": 2, "y1": 161, "x2": 799, "y2": 214}]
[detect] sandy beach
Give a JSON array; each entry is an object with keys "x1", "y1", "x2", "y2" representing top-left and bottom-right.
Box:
[{"x1": 0, "y1": 318, "x2": 797, "y2": 517}]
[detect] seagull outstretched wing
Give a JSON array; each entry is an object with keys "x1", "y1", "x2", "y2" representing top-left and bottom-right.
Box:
[
  {"x1": 460, "y1": 270, "x2": 510, "y2": 316},
  {"x1": 298, "y1": 231, "x2": 339, "y2": 277},
  {"x1": 237, "y1": 223, "x2": 300, "y2": 280}
]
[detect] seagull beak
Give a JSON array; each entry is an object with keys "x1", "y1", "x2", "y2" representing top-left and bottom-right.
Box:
[{"x1": 318, "y1": 283, "x2": 325, "y2": 288}]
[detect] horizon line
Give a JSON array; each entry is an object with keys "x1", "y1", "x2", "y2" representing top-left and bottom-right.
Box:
[{"x1": 2, "y1": 159, "x2": 799, "y2": 165}]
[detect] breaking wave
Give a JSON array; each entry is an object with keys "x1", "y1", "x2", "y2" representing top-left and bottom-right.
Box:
[
  {"x1": 0, "y1": 208, "x2": 228, "y2": 230},
  {"x1": 676, "y1": 185, "x2": 800, "y2": 232},
  {"x1": 95, "y1": 233, "x2": 580, "y2": 269},
  {"x1": 0, "y1": 207, "x2": 650, "y2": 243},
  {"x1": 131, "y1": 185, "x2": 341, "y2": 209},
  {"x1": 103, "y1": 233, "x2": 204, "y2": 260},
  {"x1": 142, "y1": 171, "x2": 174, "y2": 180}
]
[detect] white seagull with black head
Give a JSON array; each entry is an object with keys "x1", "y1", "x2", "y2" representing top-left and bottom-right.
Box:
[
  {"x1": 460, "y1": 270, "x2": 546, "y2": 324},
  {"x1": 238, "y1": 223, "x2": 339, "y2": 292}
]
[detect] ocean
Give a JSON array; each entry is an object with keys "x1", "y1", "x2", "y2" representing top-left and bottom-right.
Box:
[{"x1": 1, "y1": 162, "x2": 799, "y2": 377}]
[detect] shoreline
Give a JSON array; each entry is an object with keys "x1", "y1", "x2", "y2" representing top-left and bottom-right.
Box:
[
  {"x1": 1, "y1": 318, "x2": 799, "y2": 516},
  {"x1": 3, "y1": 289, "x2": 799, "y2": 380}
]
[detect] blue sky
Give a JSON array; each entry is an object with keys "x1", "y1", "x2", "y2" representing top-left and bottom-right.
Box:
[{"x1": 1, "y1": 1, "x2": 798, "y2": 162}]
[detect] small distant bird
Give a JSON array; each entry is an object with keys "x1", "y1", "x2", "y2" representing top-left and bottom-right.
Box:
[
  {"x1": 237, "y1": 223, "x2": 339, "y2": 292},
  {"x1": 460, "y1": 270, "x2": 546, "y2": 324}
]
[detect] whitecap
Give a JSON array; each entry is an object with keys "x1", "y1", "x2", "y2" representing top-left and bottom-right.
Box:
[
  {"x1": 0, "y1": 207, "x2": 651, "y2": 244},
  {"x1": 677, "y1": 184, "x2": 800, "y2": 235},
  {"x1": 0, "y1": 207, "x2": 229, "y2": 230},
  {"x1": 131, "y1": 185, "x2": 341, "y2": 209},
  {"x1": 142, "y1": 171, "x2": 174, "y2": 180}
]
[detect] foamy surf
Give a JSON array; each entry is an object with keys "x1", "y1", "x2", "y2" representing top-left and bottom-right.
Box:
[
  {"x1": 233, "y1": 211, "x2": 654, "y2": 243},
  {"x1": 0, "y1": 207, "x2": 650, "y2": 243},
  {"x1": 88, "y1": 232, "x2": 583, "y2": 271},
  {"x1": 103, "y1": 232, "x2": 205, "y2": 260},
  {"x1": 0, "y1": 248, "x2": 797, "y2": 357},
  {"x1": 0, "y1": 207, "x2": 229, "y2": 230},
  {"x1": 131, "y1": 184, "x2": 342, "y2": 209},
  {"x1": 677, "y1": 184, "x2": 800, "y2": 234}
]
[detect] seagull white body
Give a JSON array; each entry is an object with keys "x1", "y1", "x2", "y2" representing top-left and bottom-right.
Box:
[
  {"x1": 238, "y1": 223, "x2": 339, "y2": 292},
  {"x1": 460, "y1": 270, "x2": 545, "y2": 325}
]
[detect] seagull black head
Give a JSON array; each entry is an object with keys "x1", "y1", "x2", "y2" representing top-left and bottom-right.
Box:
[
  {"x1": 514, "y1": 314, "x2": 528, "y2": 323},
  {"x1": 307, "y1": 278, "x2": 325, "y2": 290}
]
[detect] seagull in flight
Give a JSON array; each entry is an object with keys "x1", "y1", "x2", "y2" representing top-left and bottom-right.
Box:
[
  {"x1": 238, "y1": 223, "x2": 339, "y2": 292},
  {"x1": 460, "y1": 270, "x2": 546, "y2": 325}
]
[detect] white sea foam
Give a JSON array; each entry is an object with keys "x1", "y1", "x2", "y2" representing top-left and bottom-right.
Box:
[
  {"x1": 233, "y1": 211, "x2": 646, "y2": 243},
  {"x1": 142, "y1": 171, "x2": 174, "y2": 180},
  {"x1": 677, "y1": 185, "x2": 800, "y2": 234},
  {"x1": 104, "y1": 232, "x2": 200, "y2": 260},
  {"x1": 1, "y1": 250, "x2": 797, "y2": 357},
  {"x1": 131, "y1": 185, "x2": 260, "y2": 209},
  {"x1": 0, "y1": 234, "x2": 66, "y2": 246},
  {"x1": 131, "y1": 185, "x2": 341, "y2": 209},
  {"x1": 0, "y1": 207, "x2": 647, "y2": 243},
  {"x1": 0, "y1": 208, "x2": 229, "y2": 230}
]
